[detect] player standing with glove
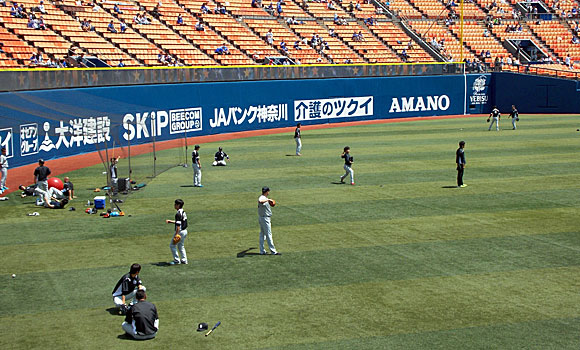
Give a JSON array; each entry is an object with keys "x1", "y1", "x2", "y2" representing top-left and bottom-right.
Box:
[
  {"x1": 340, "y1": 146, "x2": 355, "y2": 185},
  {"x1": 166, "y1": 199, "x2": 188, "y2": 265}
]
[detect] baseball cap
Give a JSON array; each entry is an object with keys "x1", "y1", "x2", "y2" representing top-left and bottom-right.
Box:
[
  {"x1": 194, "y1": 144, "x2": 200, "y2": 149},
  {"x1": 38, "y1": 158, "x2": 44, "y2": 163},
  {"x1": 262, "y1": 186, "x2": 270, "y2": 193},
  {"x1": 197, "y1": 323, "x2": 208, "y2": 332}
]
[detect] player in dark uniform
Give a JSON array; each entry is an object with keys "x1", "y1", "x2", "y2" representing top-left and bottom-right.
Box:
[
  {"x1": 456, "y1": 140, "x2": 467, "y2": 188},
  {"x1": 19, "y1": 184, "x2": 38, "y2": 198},
  {"x1": 488, "y1": 106, "x2": 501, "y2": 131},
  {"x1": 112, "y1": 263, "x2": 145, "y2": 314},
  {"x1": 33, "y1": 159, "x2": 51, "y2": 204},
  {"x1": 294, "y1": 123, "x2": 302, "y2": 156},
  {"x1": 509, "y1": 105, "x2": 519, "y2": 130},
  {"x1": 121, "y1": 289, "x2": 159, "y2": 340},
  {"x1": 62, "y1": 177, "x2": 75, "y2": 200},
  {"x1": 192, "y1": 145, "x2": 202, "y2": 187},
  {"x1": 340, "y1": 146, "x2": 354, "y2": 185},
  {"x1": 212, "y1": 147, "x2": 229, "y2": 166},
  {"x1": 166, "y1": 199, "x2": 188, "y2": 265}
]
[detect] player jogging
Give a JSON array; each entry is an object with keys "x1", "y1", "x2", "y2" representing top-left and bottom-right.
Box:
[
  {"x1": 192, "y1": 145, "x2": 202, "y2": 187},
  {"x1": 340, "y1": 146, "x2": 354, "y2": 185}
]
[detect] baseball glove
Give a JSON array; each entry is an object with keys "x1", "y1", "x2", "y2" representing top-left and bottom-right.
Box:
[
  {"x1": 486, "y1": 118, "x2": 490, "y2": 122},
  {"x1": 172, "y1": 234, "x2": 181, "y2": 245},
  {"x1": 269, "y1": 199, "x2": 276, "y2": 207},
  {"x1": 515, "y1": 117, "x2": 519, "y2": 121}
]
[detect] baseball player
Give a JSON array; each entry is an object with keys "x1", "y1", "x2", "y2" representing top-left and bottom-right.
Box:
[
  {"x1": 109, "y1": 156, "x2": 120, "y2": 194},
  {"x1": 0, "y1": 148, "x2": 8, "y2": 194},
  {"x1": 509, "y1": 105, "x2": 519, "y2": 130},
  {"x1": 340, "y1": 146, "x2": 354, "y2": 185},
  {"x1": 456, "y1": 140, "x2": 467, "y2": 188},
  {"x1": 166, "y1": 199, "x2": 188, "y2": 265},
  {"x1": 112, "y1": 263, "x2": 145, "y2": 315},
  {"x1": 488, "y1": 106, "x2": 501, "y2": 131},
  {"x1": 33, "y1": 159, "x2": 51, "y2": 204},
  {"x1": 258, "y1": 186, "x2": 280, "y2": 255},
  {"x1": 192, "y1": 145, "x2": 202, "y2": 187},
  {"x1": 294, "y1": 123, "x2": 302, "y2": 156},
  {"x1": 212, "y1": 147, "x2": 229, "y2": 166}
]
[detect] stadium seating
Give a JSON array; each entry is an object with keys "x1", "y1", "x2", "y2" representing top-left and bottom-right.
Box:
[{"x1": 0, "y1": 0, "x2": 576, "y2": 79}]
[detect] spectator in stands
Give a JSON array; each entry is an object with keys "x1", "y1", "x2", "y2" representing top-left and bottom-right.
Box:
[
  {"x1": 251, "y1": 0, "x2": 259, "y2": 8},
  {"x1": 118, "y1": 59, "x2": 125, "y2": 67},
  {"x1": 565, "y1": 54, "x2": 571, "y2": 68},
  {"x1": 37, "y1": 1, "x2": 46, "y2": 14},
  {"x1": 357, "y1": 31, "x2": 365, "y2": 41},
  {"x1": 294, "y1": 40, "x2": 301, "y2": 50},
  {"x1": 265, "y1": 1, "x2": 274, "y2": 15},
  {"x1": 120, "y1": 20, "x2": 127, "y2": 33},
  {"x1": 364, "y1": 16, "x2": 375, "y2": 26},
  {"x1": 483, "y1": 29, "x2": 489, "y2": 37},
  {"x1": 108, "y1": 20, "x2": 118, "y2": 33},
  {"x1": 195, "y1": 21, "x2": 204, "y2": 31},
  {"x1": 215, "y1": 43, "x2": 230, "y2": 55},
  {"x1": 11, "y1": 3, "x2": 24, "y2": 18},
  {"x1": 401, "y1": 49, "x2": 408, "y2": 61},
  {"x1": 295, "y1": 58, "x2": 301, "y2": 65},
  {"x1": 177, "y1": 14, "x2": 184, "y2": 25},
  {"x1": 287, "y1": 16, "x2": 300, "y2": 25},
  {"x1": 0, "y1": 0, "x2": 6, "y2": 7},
  {"x1": 27, "y1": 15, "x2": 37, "y2": 29},
  {"x1": 311, "y1": 33, "x2": 319, "y2": 47},
  {"x1": 151, "y1": 4, "x2": 162, "y2": 18},
  {"x1": 266, "y1": 29, "x2": 274, "y2": 45},
  {"x1": 572, "y1": 36, "x2": 579, "y2": 44},
  {"x1": 347, "y1": 1, "x2": 353, "y2": 12},
  {"x1": 355, "y1": 1, "x2": 361, "y2": 11},
  {"x1": 114, "y1": 4, "x2": 123, "y2": 14},
  {"x1": 30, "y1": 52, "x2": 38, "y2": 64},
  {"x1": 352, "y1": 31, "x2": 359, "y2": 41},
  {"x1": 81, "y1": 18, "x2": 89, "y2": 31},
  {"x1": 339, "y1": 16, "x2": 348, "y2": 25},
  {"x1": 92, "y1": 3, "x2": 100, "y2": 11},
  {"x1": 200, "y1": 2, "x2": 209, "y2": 14},
  {"x1": 328, "y1": 1, "x2": 336, "y2": 10},
  {"x1": 329, "y1": 28, "x2": 337, "y2": 38},
  {"x1": 321, "y1": 40, "x2": 330, "y2": 52},
  {"x1": 280, "y1": 40, "x2": 288, "y2": 53},
  {"x1": 276, "y1": 0, "x2": 283, "y2": 17},
  {"x1": 38, "y1": 15, "x2": 46, "y2": 30},
  {"x1": 158, "y1": 52, "x2": 165, "y2": 63},
  {"x1": 344, "y1": 58, "x2": 351, "y2": 64}
]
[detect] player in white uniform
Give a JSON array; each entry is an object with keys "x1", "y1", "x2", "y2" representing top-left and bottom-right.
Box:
[
  {"x1": 488, "y1": 106, "x2": 501, "y2": 131},
  {"x1": 192, "y1": 145, "x2": 202, "y2": 187},
  {"x1": 294, "y1": 123, "x2": 302, "y2": 156},
  {"x1": 0, "y1": 148, "x2": 8, "y2": 194},
  {"x1": 258, "y1": 186, "x2": 280, "y2": 255}
]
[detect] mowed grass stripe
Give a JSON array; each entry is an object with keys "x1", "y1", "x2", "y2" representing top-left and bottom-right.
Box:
[
  {"x1": 1, "y1": 267, "x2": 579, "y2": 350},
  {"x1": 0, "y1": 207, "x2": 577, "y2": 273},
  {"x1": 2, "y1": 231, "x2": 579, "y2": 316}
]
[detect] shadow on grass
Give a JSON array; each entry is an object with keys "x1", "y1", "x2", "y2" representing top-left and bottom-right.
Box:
[
  {"x1": 180, "y1": 185, "x2": 196, "y2": 188},
  {"x1": 441, "y1": 185, "x2": 459, "y2": 188},
  {"x1": 237, "y1": 247, "x2": 261, "y2": 258},
  {"x1": 285, "y1": 154, "x2": 298, "y2": 157},
  {"x1": 151, "y1": 261, "x2": 173, "y2": 267},
  {"x1": 117, "y1": 333, "x2": 135, "y2": 341},
  {"x1": 331, "y1": 182, "x2": 345, "y2": 185},
  {"x1": 106, "y1": 307, "x2": 121, "y2": 316}
]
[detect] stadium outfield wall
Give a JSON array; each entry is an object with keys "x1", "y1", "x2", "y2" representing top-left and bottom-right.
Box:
[{"x1": 0, "y1": 71, "x2": 578, "y2": 169}]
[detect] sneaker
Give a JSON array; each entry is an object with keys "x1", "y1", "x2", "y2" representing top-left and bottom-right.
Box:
[
  {"x1": 460, "y1": 184, "x2": 468, "y2": 188},
  {"x1": 260, "y1": 252, "x2": 267, "y2": 255},
  {"x1": 351, "y1": 182, "x2": 355, "y2": 185},
  {"x1": 0, "y1": 190, "x2": 3, "y2": 195},
  {"x1": 181, "y1": 260, "x2": 188, "y2": 265},
  {"x1": 196, "y1": 185, "x2": 204, "y2": 188},
  {"x1": 272, "y1": 252, "x2": 282, "y2": 255},
  {"x1": 169, "y1": 260, "x2": 181, "y2": 265},
  {"x1": 340, "y1": 178, "x2": 345, "y2": 184}
]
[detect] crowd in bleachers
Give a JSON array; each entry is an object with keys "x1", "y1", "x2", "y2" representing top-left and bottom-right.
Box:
[{"x1": 0, "y1": 0, "x2": 578, "y2": 75}]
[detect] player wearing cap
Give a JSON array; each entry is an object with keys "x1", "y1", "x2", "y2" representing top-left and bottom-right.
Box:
[
  {"x1": 509, "y1": 105, "x2": 519, "y2": 130},
  {"x1": 488, "y1": 106, "x2": 501, "y2": 131},
  {"x1": 294, "y1": 123, "x2": 302, "y2": 156},
  {"x1": 340, "y1": 146, "x2": 354, "y2": 185},
  {"x1": 166, "y1": 199, "x2": 188, "y2": 265},
  {"x1": 62, "y1": 176, "x2": 75, "y2": 200},
  {"x1": 0, "y1": 148, "x2": 8, "y2": 194},
  {"x1": 112, "y1": 263, "x2": 145, "y2": 314},
  {"x1": 109, "y1": 156, "x2": 120, "y2": 194},
  {"x1": 456, "y1": 140, "x2": 467, "y2": 188},
  {"x1": 192, "y1": 145, "x2": 202, "y2": 187},
  {"x1": 212, "y1": 147, "x2": 229, "y2": 166},
  {"x1": 33, "y1": 159, "x2": 51, "y2": 204},
  {"x1": 258, "y1": 186, "x2": 280, "y2": 255}
]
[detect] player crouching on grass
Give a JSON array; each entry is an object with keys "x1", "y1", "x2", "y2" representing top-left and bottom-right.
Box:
[
  {"x1": 112, "y1": 263, "x2": 145, "y2": 315},
  {"x1": 166, "y1": 199, "x2": 188, "y2": 265},
  {"x1": 212, "y1": 147, "x2": 229, "y2": 166}
]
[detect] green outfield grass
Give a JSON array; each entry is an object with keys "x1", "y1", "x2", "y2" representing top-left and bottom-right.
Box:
[{"x1": 1, "y1": 115, "x2": 579, "y2": 349}]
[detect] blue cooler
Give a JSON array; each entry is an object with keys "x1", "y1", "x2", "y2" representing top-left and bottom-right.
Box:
[{"x1": 94, "y1": 196, "x2": 106, "y2": 209}]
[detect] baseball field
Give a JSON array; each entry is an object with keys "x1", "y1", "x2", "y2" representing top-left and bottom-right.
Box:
[{"x1": 1, "y1": 114, "x2": 579, "y2": 349}]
